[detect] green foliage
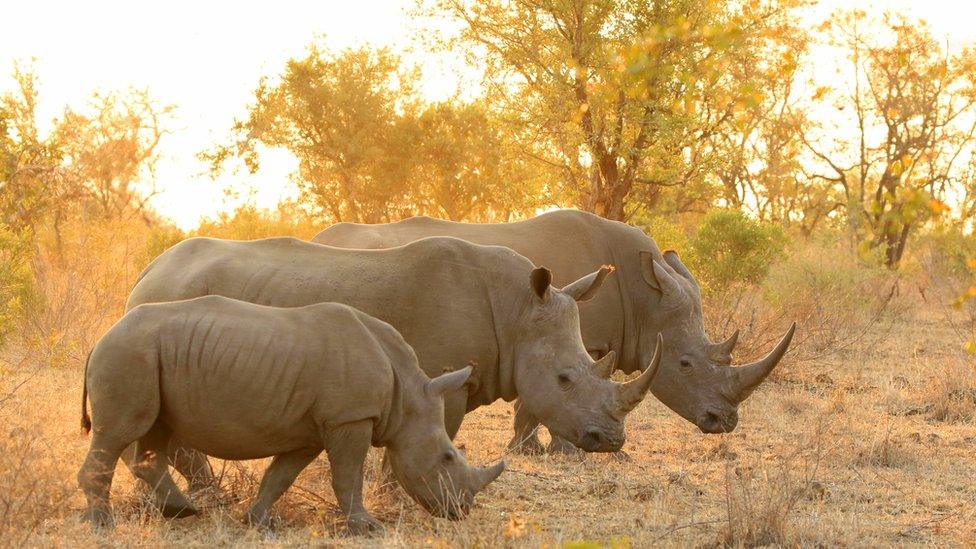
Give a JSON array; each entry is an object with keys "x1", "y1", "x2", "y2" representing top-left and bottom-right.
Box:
[
  {"x1": 427, "y1": 0, "x2": 808, "y2": 220},
  {"x1": 195, "y1": 201, "x2": 320, "y2": 241},
  {"x1": 138, "y1": 225, "x2": 185, "y2": 270},
  {"x1": 689, "y1": 210, "x2": 788, "y2": 290},
  {"x1": 206, "y1": 45, "x2": 541, "y2": 223},
  {"x1": 0, "y1": 225, "x2": 36, "y2": 343}
]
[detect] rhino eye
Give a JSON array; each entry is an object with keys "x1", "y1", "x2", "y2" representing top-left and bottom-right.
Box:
[
  {"x1": 679, "y1": 359, "x2": 694, "y2": 374},
  {"x1": 443, "y1": 452, "x2": 454, "y2": 463},
  {"x1": 557, "y1": 373, "x2": 572, "y2": 388}
]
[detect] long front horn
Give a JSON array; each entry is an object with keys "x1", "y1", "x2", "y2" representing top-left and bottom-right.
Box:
[
  {"x1": 732, "y1": 323, "x2": 796, "y2": 402},
  {"x1": 709, "y1": 329, "x2": 739, "y2": 362},
  {"x1": 591, "y1": 351, "x2": 616, "y2": 379},
  {"x1": 476, "y1": 460, "x2": 506, "y2": 490},
  {"x1": 616, "y1": 334, "x2": 663, "y2": 412}
]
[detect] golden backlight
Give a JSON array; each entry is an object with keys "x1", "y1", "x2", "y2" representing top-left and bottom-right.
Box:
[{"x1": 1, "y1": 0, "x2": 973, "y2": 228}]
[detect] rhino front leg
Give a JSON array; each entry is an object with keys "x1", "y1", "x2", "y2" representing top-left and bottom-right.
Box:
[
  {"x1": 325, "y1": 420, "x2": 383, "y2": 535},
  {"x1": 507, "y1": 400, "x2": 544, "y2": 455},
  {"x1": 246, "y1": 447, "x2": 322, "y2": 528}
]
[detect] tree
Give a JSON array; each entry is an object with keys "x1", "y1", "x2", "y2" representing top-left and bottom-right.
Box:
[
  {"x1": 806, "y1": 11, "x2": 976, "y2": 267},
  {"x1": 55, "y1": 90, "x2": 171, "y2": 223},
  {"x1": 205, "y1": 46, "x2": 422, "y2": 223},
  {"x1": 426, "y1": 0, "x2": 806, "y2": 220},
  {"x1": 412, "y1": 100, "x2": 545, "y2": 221}
]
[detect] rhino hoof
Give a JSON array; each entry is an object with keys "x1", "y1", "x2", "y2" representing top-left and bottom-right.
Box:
[
  {"x1": 345, "y1": 514, "x2": 384, "y2": 536},
  {"x1": 82, "y1": 507, "x2": 114, "y2": 529},
  {"x1": 160, "y1": 503, "x2": 199, "y2": 519},
  {"x1": 244, "y1": 510, "x2": 278, "y2": 529}
]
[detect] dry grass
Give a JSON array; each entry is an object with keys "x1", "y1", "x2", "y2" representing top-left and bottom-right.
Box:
[{"x1": 1, "y1": 228, "x2": 975, "y2": 547}]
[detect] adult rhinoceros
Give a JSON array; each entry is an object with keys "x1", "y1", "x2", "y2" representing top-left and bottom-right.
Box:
[
  {"x1": 126, "y1": 235, "x2": 660, "y2": 488},
  {"x1": 313, "y1": 209, "x2": 795, "y2": 452}
]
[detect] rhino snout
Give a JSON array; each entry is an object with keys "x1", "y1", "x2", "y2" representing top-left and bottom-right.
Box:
[
  {"x1": 697, "y1": 410, "x2": 739, "y2": 434},
  {"x1": 578, "y1": 427, "x2": 624, "y2": 452}
]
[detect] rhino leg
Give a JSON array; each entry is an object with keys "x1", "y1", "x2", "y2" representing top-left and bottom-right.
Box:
[
  {"x1": 79, "y1": 352, "x2": 161, "y2": 528},
  {"x1": 326, "y1": 420, "x2": 383, "y2": 536},
  {"x1": 78, "y1": 434, "x2": 127, "y2": 528},
  {"x1": 131, "y1": 422, "x2": 198, "y2": 518},
  {"x1": 167, "y1": 439, "x2": 215, "y2": 492},
  {"x1": 246, "y1": 447, "x2": 322, "y2": 528},
  {"x1": 507, "y1": 400, "x2": 545, "y2": 455}
]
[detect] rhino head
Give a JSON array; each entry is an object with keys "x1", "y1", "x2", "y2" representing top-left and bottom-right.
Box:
[
  {"x1": 511, "y1": 266, "x2": 661, "y2": 452},
  {"x1": 387, "y1": 367, "x2": 505, "y2": 520},
  {"x1": 637, "y1": 250, "x2": 796, "y2": 433}
]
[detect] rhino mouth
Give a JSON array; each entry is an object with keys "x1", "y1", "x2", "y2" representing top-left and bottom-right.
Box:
[
  {"x1": 577, "y1": 427, "x2": 624, "y2": 452},
  {"x1": 697, "y1": 410, "x2": 738, "y2": 434}
]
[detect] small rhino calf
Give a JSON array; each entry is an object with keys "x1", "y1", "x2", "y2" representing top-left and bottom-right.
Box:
[{"x1": 78, "y1": 295, "x2": 505, "y2": 533}]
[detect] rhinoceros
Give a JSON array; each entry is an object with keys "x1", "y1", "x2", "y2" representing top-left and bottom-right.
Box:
[
  {"x1": 125, "y1": 235, "x2": 661, "y2": 488},
  {"x1": 313, "y1": 209, "x2": 795, "y2": 452},
  {"x1": 79, "y1": 296, "x2": 505, "y2": 533}
]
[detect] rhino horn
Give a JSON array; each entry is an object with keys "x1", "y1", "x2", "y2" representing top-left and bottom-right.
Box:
[
  {"x1": 616, "y1": 334, "x2": 662, "y2": 412},
  {"x1": 732, "y1": 323, "x2": 796, "y2": 402},
  {"x1": 425, "y1": 365, "x2": 473, "y2": 398},
  {"x1": 709, "y1": 329, "x2": 739, "y2": 362},
  {"x1": 591, "y1": 350, "x2": 617, "y2": 379},
  {"x1": 476, "y1": 460, "x2": 506, "y2": 490}
]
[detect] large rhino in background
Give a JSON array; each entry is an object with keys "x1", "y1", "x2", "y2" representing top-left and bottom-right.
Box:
[
  {"x1": 126, "y1": 235, "x2": 661, "y2": 488},
  {"x1": 313, "y1": 209, "x2": 795, "y2": 451},
  {"x1": 80, "y1": 297, "x2": 505, "y2": 533}
]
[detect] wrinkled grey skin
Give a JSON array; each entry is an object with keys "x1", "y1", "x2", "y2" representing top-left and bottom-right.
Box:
[
  {"x1": 125, "y1": 236, "x2": 659, "y2": 488},
  {"x1": 314, "y1": 209, "x2": 795, "y2": 451},
  {"x1": 79, "y1": 297, "x2": 505, "y2": 533}
]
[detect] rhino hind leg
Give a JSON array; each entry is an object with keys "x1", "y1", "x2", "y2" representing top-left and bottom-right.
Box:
[
  {"x1": 507, "y1": 400, "x2": 545, "y2": 455},
  {"x1": 78, "y1": 434, "x2": 128, "y2": 528},
  {"x1": 131, "y1": 422, "x2": 198, "y2": 518},
  {"x1": 245, "y1": 447, "x2": 322, "y2": 528},
  {"x1": 167, "y1": 439, "x2": 215, "y2": 493}
]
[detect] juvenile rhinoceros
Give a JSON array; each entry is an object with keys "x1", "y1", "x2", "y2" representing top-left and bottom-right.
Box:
[
  {"x1": 313, "y1": 209, "x2": 795, "y2": 451},
  {"x1": 126, "y1": 236, "x2": 661, "y2": 488},
  {"x1": 79, "y1": 296, "x2": 505, "y2": 533}
]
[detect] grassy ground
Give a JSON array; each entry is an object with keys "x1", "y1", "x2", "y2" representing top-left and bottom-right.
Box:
[{"x1": 1, "y1": 290, "x2": 974, "y2": 547}]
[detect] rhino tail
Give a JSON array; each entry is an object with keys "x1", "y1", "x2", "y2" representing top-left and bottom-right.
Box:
[{"x1": 81, "y1": 350, "x2": 92, "y2": 434}]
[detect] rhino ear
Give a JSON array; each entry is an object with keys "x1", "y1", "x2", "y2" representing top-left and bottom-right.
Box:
[
  {"x1": 561, "y1": 265, "x2": 614, "y2": 302},
  {"x1": 425, "y1": 366, "x2": 473, "y2": 398},
  {"x1": 530, "y1": 267, "x2": 552, "y2": 303},
  {"x1": 639, "y1": 251, "x2": 662, "y2": 292}
]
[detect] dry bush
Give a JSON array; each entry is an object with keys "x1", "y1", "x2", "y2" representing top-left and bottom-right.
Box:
[
  {"x1": 924, "y1": 360, "x2": 976, "y2": 423},
  {"x1": 704, "y1": 238, "x2": 905, "y2": 370},
  {"x1": 0, "y1": 418, "x2": 73, "y2": 544},
  {"x1": 720, "y1": 422, "x2": 827, "y2": 547},
  {"x1": 850, "y1": 424, "x2": 917, "y2": 469}
]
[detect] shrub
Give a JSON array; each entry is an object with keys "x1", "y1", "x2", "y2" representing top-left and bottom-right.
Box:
[
  {"x1": 195, "y1": 201, "x2": 320, "y2": 241},
  {"x1": 689, "y1": 210, "x2": 788, "y2": 291},
  {"x1": 0, "y1": 226, "x2": 36, "y2": 345}
]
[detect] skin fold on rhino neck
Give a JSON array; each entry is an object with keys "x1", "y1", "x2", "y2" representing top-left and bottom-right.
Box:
[{"x1": 465, "y1": 263, "x2": 524, "y2": 409}]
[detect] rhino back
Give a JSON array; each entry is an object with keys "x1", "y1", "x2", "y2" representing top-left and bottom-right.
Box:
[
  {"x1": 123, "y1": 296, "x2": 398, "y2": 459},
  {"x1": 129, "y1": 237, "x2": 515, "y2": 401}
]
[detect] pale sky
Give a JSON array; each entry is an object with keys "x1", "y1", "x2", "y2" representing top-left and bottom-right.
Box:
[{"x1": 2, "y1": 0, "x2": 975, "y2": 229}]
